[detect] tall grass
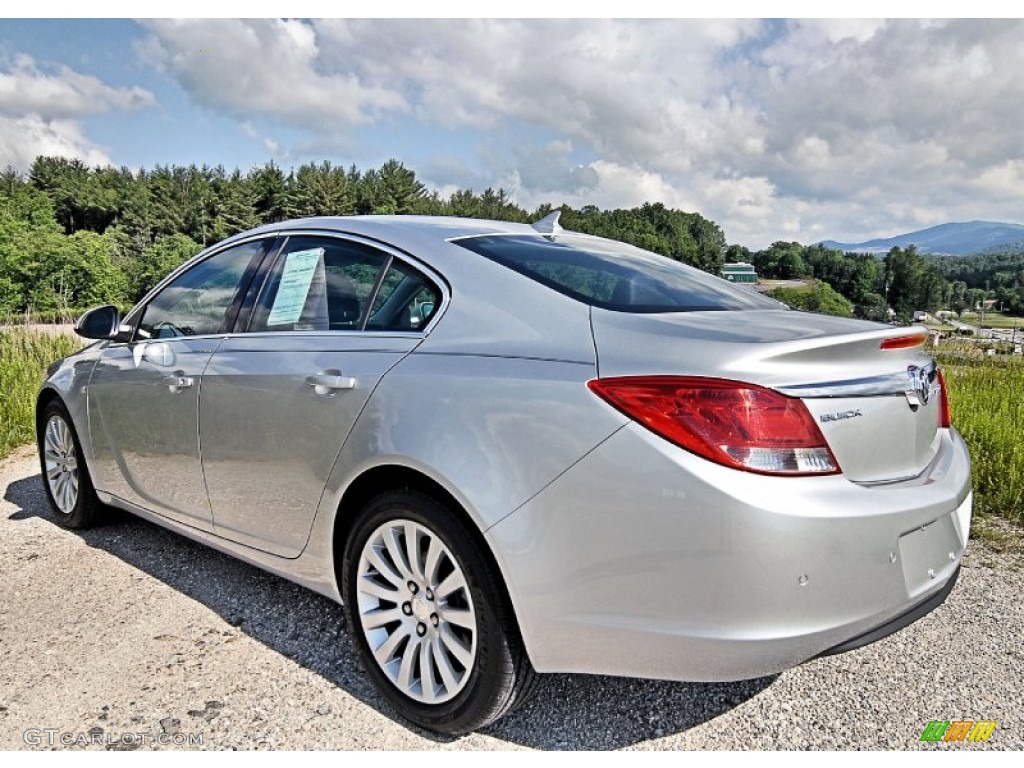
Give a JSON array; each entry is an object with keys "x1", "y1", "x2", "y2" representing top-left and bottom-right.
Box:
[
  {"x1": 0, "y1": 328, "x2": 83, "y2": 459},
  {"x1": 0, "y1": 308, "x2": 83, "y2": 326},
  {"x1": 938, "y1": 349, "x2": 1024, "y2": 524}
]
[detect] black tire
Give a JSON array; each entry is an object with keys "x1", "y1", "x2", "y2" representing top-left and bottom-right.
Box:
[
  {"x1": 342, "y1": 490, "x2": 537, "y2": 734},
  {"x1": 37, "y1": 400, "x2": 102, "y2": 530}
]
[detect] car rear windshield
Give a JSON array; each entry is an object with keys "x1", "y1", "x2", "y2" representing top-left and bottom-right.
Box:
[{"x1": 454, "y1": 234, "x2": 781, "y2": 313}]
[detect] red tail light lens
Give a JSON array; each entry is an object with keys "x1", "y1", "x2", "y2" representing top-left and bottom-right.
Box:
[
  {"x1": 881, "y1": 334, "x2": 928, "y2": 350},
  {"x1": 936, "y1": 369, "x2": 951, "y2": 428},
  {"x1": 588, "y1": 376, "x2": 840, "y2": 476}
]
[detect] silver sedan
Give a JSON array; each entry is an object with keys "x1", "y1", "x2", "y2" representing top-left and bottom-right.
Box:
[{"x1": 36, "y1": 214, "x2": 972, "y2": 733}]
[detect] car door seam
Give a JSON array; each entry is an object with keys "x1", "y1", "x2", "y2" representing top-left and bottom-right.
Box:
[{"x1": 292, "y1": 336, "x2": 429, "y2": 558}]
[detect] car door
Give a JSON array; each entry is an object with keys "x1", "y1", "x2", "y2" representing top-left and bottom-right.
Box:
[
  {"x1": 87, "y1": 238, "x2": 272, "y2": 530},
  {"x1": 199, "y1": 233, "x2": 443, "y2": 557}
]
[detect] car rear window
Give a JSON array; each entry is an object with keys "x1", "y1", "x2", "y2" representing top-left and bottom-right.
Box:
[{"x1": 454, "y1": 234, "x2": 781, "y2": 313}]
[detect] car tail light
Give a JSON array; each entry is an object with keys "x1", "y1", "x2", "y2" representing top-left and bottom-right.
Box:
[
  {"x1": 588, "y1": 376, "x2": 840, "y2": 476},
  {"x1": 936, "y1": 369, "x2": 951, "y2": 428}
]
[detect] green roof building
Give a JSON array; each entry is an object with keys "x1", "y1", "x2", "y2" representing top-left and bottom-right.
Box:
[{"x1": 722, "y1": 262, "x2": 758, "y2": 284}]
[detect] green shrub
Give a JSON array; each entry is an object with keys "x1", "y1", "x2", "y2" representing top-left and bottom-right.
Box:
[{"x1": 765, "y1": 281, "x2": 854, "y2": 317}]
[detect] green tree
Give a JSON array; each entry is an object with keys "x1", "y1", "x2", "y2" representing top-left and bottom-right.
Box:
[
  {"x1": 377, "y1": 159, "x2": 426, "y2": 214},
  {"x1": 210, "y1": 170, "x2": 258, "y2": 241},
  {"x1": 965, "y1": 288, "x2": 987, "y2": 312},
  {"x1": 146, "y1": 166, "x2": 187, "y2": 240},
  {"x1": 0, "y1": 188, "x2": 63, "y2": 312},
  {"x1": 129, "y1": 233, "x2": 201, "y2": 300},
  {"x1": 753, "y1": 242, "x2": 809, "y2": 279},
  {"x1": 883, "y1": 245, "x2": 946, "y2": 320},
  {"x1": 29, "y1": 156, "x2": 88, "y2": 233},
  {"x1": 725, "y1": 244, "x2": 751, "y2": 263},
  {"x1": 290, "y1": 161, "x2": 353, "y2": 217},
  {"x1": 855, "y1": 292, "x2": 890, "y2": 321},
  {"x1": 250, "y1": 161, "x2": 291, "y2": 223},
  {"x1": 0, "y1": 165, "x2": 25, "y2": 197}
]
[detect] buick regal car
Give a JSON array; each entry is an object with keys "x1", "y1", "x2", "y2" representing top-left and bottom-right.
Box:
[{"x1": 37, "y1": 213, "x2": 972, "y2": 733}]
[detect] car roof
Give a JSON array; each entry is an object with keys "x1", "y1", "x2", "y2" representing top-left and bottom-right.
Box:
[{"x1": 229, "y1": 215, "x2": 550, "y2": 253}]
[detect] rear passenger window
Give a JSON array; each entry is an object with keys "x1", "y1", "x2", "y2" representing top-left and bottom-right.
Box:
[
  {"x1": 249, "y1": 236, "x2": 389, "y2": 332},
  {"x1": 247, "y1": 235, "x2": 442, "y2": 333},
  {"x1": 366, "y1": 260, "x2": 442, "y2": 332}
]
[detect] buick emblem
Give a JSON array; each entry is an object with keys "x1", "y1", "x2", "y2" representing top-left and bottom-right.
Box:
[
  {"x1": 906, "y1": 365, "x2": 932, "y2": 407},
  {"x1": 820, "y1": 409, "x2": 863, "y2": 423}
]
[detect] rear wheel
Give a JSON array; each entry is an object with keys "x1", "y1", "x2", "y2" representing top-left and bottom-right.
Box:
[
  {"x1": 38, "y1": 401, "x2": 101, "y2": 530},
  {"x1": 342, "y1": 490, "x2": 536, "y2": 734}
]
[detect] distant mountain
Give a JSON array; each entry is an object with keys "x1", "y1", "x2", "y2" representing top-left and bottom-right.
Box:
[{"x1": 820, "y1": 220, "x2": 1024, "y2": 256}]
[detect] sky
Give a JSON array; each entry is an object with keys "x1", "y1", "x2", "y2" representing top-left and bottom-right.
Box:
[{"x1": 1, "y1": 14, "x2": 1023, "y2": 249}]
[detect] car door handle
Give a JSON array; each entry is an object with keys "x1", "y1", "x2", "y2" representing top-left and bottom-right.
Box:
[
  {"x1": 306, "y1": 373, "x2": 357, "y2": 394},
  {"x1": 162, "y1": 373, "x2": 194, "y2": 393}
]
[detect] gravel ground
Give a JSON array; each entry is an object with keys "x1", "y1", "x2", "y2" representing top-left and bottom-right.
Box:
[{"x1": 1, "y1": 444, "x2": 1021, "y2": 751}]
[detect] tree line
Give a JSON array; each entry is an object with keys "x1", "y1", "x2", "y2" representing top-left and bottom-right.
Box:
[
  {"x1": 0, "y1": 156, "x2": 726, "y2": 315},
  {"x1": 1, "y1": 154, "x2": 1017, "y2": 321},
  {"x1": 927, "y1": 251, "x2": 1024, "y2": 315},
  {"x1": 743, "y1": 240, "x2": 1023, "y2": 320}
]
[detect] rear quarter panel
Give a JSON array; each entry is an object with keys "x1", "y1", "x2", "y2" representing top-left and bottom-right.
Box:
[{"x1": 317, "y1": 248, "x2": 628, "y2": 533}]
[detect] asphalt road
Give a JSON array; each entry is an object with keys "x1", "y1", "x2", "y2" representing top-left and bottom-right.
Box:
[{"x1": 1, "y1": 445, "x2": 1021, "y2": 750}]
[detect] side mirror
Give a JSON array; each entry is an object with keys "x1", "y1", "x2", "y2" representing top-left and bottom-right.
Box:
[{"x1": 74, "y1": 305, "x2": 122, "y2": 340}]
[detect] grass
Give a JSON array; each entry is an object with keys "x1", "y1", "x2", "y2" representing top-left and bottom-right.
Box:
[
  {"x1": 0, "y1": 308, "x2": 82, "y2": 326},
  {"x1": 937, "y1": 347, "x2": 1024, "y2": 527},
  {"x1": 957, "y1": 311, "x2": 1024, "y2": 330},
  {"x1": 0, "y1": 327, "x2": 83, "y2": 459}
]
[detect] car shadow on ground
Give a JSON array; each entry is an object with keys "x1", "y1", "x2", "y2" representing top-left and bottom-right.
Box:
[{"x1": 5, "y1": 473, "x2": 775, "y2": 750}]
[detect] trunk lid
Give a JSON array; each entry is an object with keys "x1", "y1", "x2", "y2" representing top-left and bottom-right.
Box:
[{"x1": 590, "y1": 308, "x2": 941, "y2": 483}]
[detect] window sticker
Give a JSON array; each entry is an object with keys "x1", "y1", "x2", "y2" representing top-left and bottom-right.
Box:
[{"x1": 267, "y1": 247, "x2": 326, "y2": 326}]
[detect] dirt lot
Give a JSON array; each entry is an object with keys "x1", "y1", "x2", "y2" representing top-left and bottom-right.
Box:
[{"x1": 1, "y1": 444, "x2": 1021, "y2": 750}]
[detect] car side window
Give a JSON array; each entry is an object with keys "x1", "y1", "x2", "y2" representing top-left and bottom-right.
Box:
[
  {"x1": 248, "y1": 236, "x2": 441, "y2": 334},
  {"x1": 136, "y1": 241, "x2": 264, "y2": 340},
  {"x1": 249, "y1": 236, "x2": 392, "y2": 333},
  {"x1": 365, "y1": 260, "x2": 442, "y2": 332}
]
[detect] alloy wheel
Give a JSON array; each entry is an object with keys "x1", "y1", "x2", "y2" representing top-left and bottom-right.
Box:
[
  {"x1": 43, "y1": 414, "x2": 79, "y2": 515},
  {"x1": 355, "y1": 519, "x2": 478, "y2": 704}
]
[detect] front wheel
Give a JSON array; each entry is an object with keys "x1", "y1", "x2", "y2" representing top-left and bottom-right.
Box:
[
  {"x1": 342, "y1": 490, "x2": 536, "y2": 734},
  {"x1": 37, "y1": 400, "x2": 102, "y2": 530}
]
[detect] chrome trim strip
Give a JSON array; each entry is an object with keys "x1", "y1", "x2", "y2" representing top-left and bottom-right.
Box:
[{"x1": 778, "y1": 361, "x2": 936, "y2": 399}]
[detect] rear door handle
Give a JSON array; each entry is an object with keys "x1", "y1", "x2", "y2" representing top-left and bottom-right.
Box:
[
  {"x1": 162, "y1": 373, "x2": 194, "y2": 393},
  {"x1": 306, "y1": 373, "x2": 357, "y2": 395}
]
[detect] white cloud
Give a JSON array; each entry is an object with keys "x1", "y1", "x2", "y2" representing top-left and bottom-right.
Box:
[
  {"x1": 137, "y1": 19, "x2": 406, "y2": 128},
  {"x1": 137, "y1": 19, "x2": 1024, "y2": 247},
  {"x1": 511, "y1": 160, "x2": 699, "y2": 213},
  {"x1": 972, "y1": 159, "x2": 1024, "y2": 199},
  {"x1": 0, "y1": 115, "x2": 113, "y2": 169},
  {"x1": 799, "y1": 19, "x2": 888, "y2": 44},
  {"x1": 0, "y1": 53, "x2": 155, "y2": 170},
  {"x1": 0, "y1": 53, "x2": 154, "y2": 118}
]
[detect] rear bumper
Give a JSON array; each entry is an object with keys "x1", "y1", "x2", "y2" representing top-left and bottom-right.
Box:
[
  {"x1": 817, "y1": 563, "x2": 960, "y2": 657},
  {"x1": 486, "y1": 425, "x2": 972, "y2": 682}
]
